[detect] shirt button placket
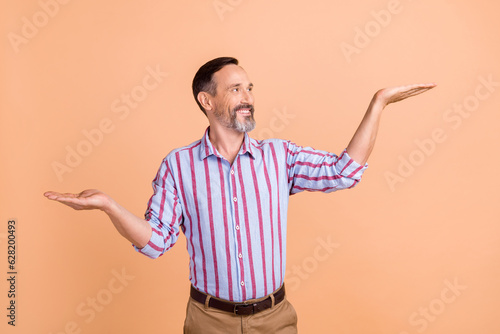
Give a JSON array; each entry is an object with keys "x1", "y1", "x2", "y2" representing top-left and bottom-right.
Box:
[{"x1": 230, "y1": 163, "x2": 245, "y2": 298}]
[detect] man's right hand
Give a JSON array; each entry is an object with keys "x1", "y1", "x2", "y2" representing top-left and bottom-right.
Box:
[
  {"x1": 44, "y1": 189, "x2": 111, "y2": 212},
  {"x1": 44, "y1": 189, "x2": 152, "y2": 248}
]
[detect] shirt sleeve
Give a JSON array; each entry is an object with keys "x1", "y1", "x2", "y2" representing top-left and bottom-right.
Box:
[
  {"x1": 285, "y1": 141, "x2": 368, "y2": 195},
  {"x1": 133, "y1": 157, "x2": 183, "y2": 259}
]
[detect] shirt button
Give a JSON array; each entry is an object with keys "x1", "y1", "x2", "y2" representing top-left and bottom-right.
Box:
[
  {"x1": 238, "y1": 253, "x2": 243, "y2": 258},
  {"x1": 240, "y1": 281, "x2": 245, "y2": 286},
  {"x1": 235, "y1": 225, "x2": 240, "y2": 230},
  {"x1": 233, "y1": 197, "x2": 237, "y2": 202},
  {"x1": 231, "y1": 169, "x2": 234, "y2": 175}
]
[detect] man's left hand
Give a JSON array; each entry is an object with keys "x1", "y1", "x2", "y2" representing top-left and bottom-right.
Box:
[{"x1": 374, "y1": 83, "x2": 437, "y2": 108}]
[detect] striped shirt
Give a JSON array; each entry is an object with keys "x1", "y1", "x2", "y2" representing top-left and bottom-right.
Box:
[{"x1": 134, "y1": 127, "x2": 367, "y2": 302}]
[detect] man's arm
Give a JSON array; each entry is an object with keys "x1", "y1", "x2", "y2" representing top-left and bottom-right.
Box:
[
  {"x1": 346, "y1": 83, "x2": 436, "y2": 165},
  {"x1": 44, "y1": 189, "x2": 152, "y2": 248}
]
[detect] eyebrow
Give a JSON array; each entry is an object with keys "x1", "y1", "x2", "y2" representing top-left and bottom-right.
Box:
[{"x1": 227, "y1": 83, "x2": 254, "y2": 89}]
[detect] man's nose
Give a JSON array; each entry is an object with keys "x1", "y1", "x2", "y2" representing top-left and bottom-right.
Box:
[{"x1": 241, "y1": 90, "x2": 254, "y2": 105}]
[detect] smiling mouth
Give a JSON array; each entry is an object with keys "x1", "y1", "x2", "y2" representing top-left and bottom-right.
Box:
[
  {"x1": 236, "y1": 108, "x2": 252, "y2": 115},
  {"x1": 234, "y1": 104, "x2": 254, "y2": 116}
]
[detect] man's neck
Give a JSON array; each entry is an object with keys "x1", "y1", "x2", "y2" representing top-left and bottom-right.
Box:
[{"x1": 208, "y1": 123, "x2": 245, "y2": 165}]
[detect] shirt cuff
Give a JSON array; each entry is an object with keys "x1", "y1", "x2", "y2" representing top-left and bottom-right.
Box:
[
  {"x1": 132, "y1": 220, "x2": 164, "y2": 259},
  {"x1": 338, "y1": 149, "x2": 368, "y2": 180}
]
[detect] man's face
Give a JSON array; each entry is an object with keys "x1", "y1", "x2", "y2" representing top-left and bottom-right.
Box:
[{"x1": 209, "y1": 64, "x2": 256, "y2": 133}]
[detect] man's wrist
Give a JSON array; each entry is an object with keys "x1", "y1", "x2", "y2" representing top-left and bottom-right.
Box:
[
  {"x1": 366, "y1": 94, "x2": 386, "y2": 118},
  {"x1": 372, "y1": 91, "x2": 388, "y2": 109},
  {"x1": 101, "y1": 195, "x2": 117, "y2": 216}
]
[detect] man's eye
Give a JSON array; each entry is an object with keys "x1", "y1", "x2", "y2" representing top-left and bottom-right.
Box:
[{"x1": 232, "y1": 88, "x2": 239, "y2": 92}]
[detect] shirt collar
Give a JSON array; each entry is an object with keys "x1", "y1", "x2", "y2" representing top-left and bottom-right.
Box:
[{"x1": 199, "y1": 126, "x2": 255, "y2": 161}]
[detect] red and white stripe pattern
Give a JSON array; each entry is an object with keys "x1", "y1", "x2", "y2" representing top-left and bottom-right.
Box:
[{"x1": 134, "y1": 127, "x2": 367, "y2": 302}]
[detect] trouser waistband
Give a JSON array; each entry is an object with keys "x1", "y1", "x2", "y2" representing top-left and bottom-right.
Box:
[{"x1": 190, "y1": 284, "x2": 286, "y2": 316}]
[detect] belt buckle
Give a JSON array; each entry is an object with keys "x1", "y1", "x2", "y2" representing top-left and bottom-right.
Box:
[{"x1": 233, "y1": 303, "x2": 255, "y2": 315}]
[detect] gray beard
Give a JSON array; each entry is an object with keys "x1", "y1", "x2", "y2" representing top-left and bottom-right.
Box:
[{"x1": 214, "y1": 106, "x2": 256, "y2": 133}]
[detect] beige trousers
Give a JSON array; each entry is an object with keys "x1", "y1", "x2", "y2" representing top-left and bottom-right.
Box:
[{"x1": 183, "y1": 291, "x2": 298, "y2": 334}]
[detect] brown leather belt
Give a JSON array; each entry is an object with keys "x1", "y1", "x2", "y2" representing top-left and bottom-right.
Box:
[{"x1": 190, "y1": 284, "x2": 286, "y2": 316}]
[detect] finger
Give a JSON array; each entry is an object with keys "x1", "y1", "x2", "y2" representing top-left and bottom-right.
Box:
[
  {"x1": 394, "y1": 84, "x2": 436, "y2": 97},
  {"x1": 403, "y1": 87, "x2": 435, "y2": 98},
  {"x1": 398, "y1": 85, "x2": 436, "y2": 97},
  {"x1": 402, "y1": 84, "x2": 436, "y2": 93},
  {"x1": 44, "y1": 191, "x2": 65, "y2": 200},
  {"x1": 403, "y1": 83, "x2": 437, "y2": 90},
  {"x1": 44, "y1": 191, "x2": 79, "y2": 200},
  {"x1": 400, "y1": 89, "x2": 432, "y2": 98},
  {"x1": 57, "y1": 194, "x2": 79, "y2": 201},
  {"x1": 44, "y1": 191, "x2": 61, "y2": 196},
  {"x1": 45, "y1": 195, "x2": 81, "y2": 206},
  {"x1": 54, "y1": 196, "x2": 83, "y2": 205}
]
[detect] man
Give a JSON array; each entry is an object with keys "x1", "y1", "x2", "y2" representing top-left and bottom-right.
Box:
[{"x1": 44, "y1": 57, "x2": 435, "y2": 333}]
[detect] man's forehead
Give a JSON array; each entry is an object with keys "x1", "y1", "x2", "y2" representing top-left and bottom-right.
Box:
[{"x1": 214, "y1": 64, "x2": 251, "y2": 86}]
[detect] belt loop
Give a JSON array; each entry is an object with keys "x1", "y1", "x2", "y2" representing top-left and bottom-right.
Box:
[
  {"x1": 204, "y1": 295, "x2": 211, "y2": 310},
  {"x1": 270, "y1": 293, "x2": 275, "y2": 308}
]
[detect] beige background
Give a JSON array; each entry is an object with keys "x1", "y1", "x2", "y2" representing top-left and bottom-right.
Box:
[{"x1": 1, "y1": 0, "x2": 499, "y2": 333}]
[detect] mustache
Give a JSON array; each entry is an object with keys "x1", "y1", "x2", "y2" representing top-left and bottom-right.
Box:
[{"x1": 232, "y1": 104, "x2": 254, "y2": 114}]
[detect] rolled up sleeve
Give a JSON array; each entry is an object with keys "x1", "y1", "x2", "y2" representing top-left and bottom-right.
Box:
[
  {"x1": 133, "y1": 157, "x2": 183, "y2": 259},
  {"x1": 286, "y1": 141, "x2": 368, "y2": 195}
]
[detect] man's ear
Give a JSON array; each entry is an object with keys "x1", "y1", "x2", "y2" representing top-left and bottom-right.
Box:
[{"x1": 198, "y1": 92, "x2": 214, "y2": 112}]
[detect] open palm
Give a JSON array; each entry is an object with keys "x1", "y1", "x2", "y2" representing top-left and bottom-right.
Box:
[
  {"x1": 44, "y1": 189, "x2": 110, "y2": 211},
  {"x1": 376, "y1": 83, "x2": 436, "y2": 106}
]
